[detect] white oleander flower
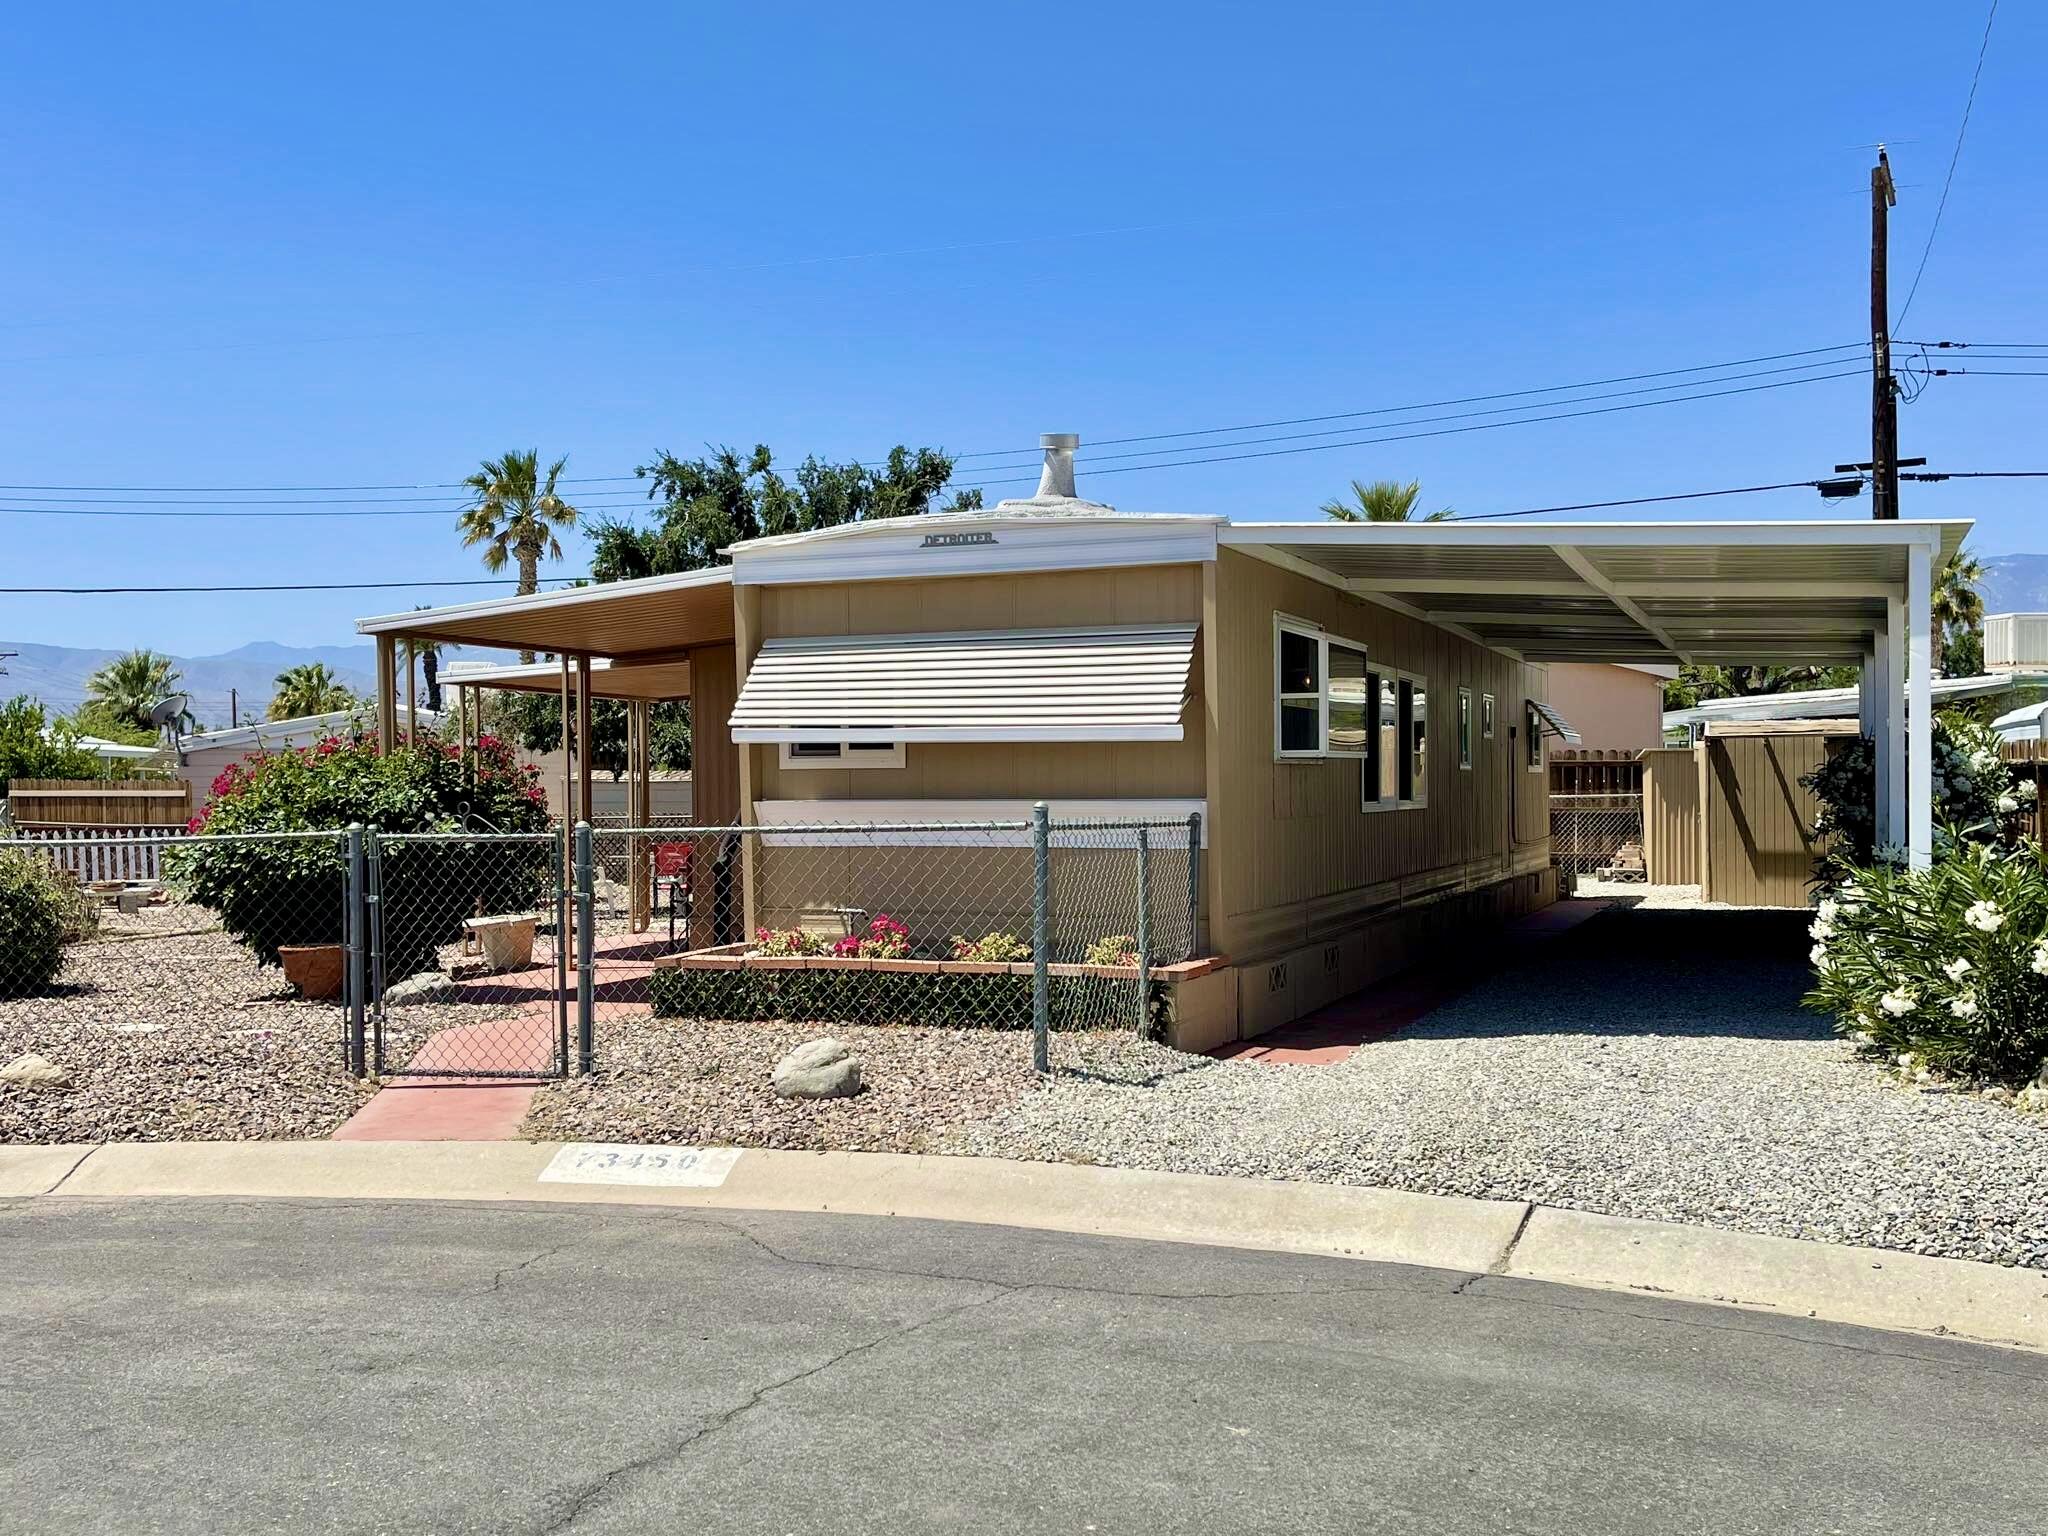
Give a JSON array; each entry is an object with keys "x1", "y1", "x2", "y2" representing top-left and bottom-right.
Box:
[
  {"x1": 1964, "y1": 900, "x2": 2005, "y2": 933},
  {"x1": 1810, "y1": 915, "x2": 1835, "y2": 942},
  {"x1": 1809, "y1": 944, "x2": 1829, "y2": 967},
  {"x1": 1998, "y1": 793, "x2": 2020, "y2": 815},
  {"x1": 2030, "y1": 941, "x2": 2048, "y2": 978},
  {"x1": 1943, "y1": 956, "x2": 1973, "y2": 983},
  {"x1": 2018, "y1": 780, "x2": 2039, "y2": 804},
  {"x1": 1816, "y1": 898, "x2": 1841, "y2": 924},
  {"x1": 1879, "y1": 986, "x2": 1916, "y2": 1018},
  {"x1": 1950, "y1": 992, "x2": 1980, "y2": 1021}
]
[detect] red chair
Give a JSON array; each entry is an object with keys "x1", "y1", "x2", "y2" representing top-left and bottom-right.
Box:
[{"x1": 652, "y1": 841, "x2": 693, "y2": 943}]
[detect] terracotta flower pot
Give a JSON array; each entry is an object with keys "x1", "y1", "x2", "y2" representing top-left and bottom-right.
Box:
[{"x1": 278, "y1": 944, "x2": 346, "y2": 1001}]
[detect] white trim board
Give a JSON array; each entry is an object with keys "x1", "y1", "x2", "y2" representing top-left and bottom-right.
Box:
[{"x1": 752, "y1": 799, "x2": 1209, "y2": 848}]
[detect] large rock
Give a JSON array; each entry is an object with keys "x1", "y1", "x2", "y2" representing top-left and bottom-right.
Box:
[
  {"x1": 0, "y1": 1054, "x2": 73, "y2": 1091},
  {"x1": 384, "y1": 972, "x2": 459, "y2": 1006},
  {"x1": 772, "y1": 1038, "x2": 863, "y2": 1100}
]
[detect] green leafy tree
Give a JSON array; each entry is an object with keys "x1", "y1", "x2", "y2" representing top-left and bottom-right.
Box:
[
  {"x1": 487, "y1": 692, "x2": 691, "y2": 778},
  {"x1": 457, "y1": 450, "x2": 580, "y2": 659},
  {"x1": 1662, "y1": 664, "x2": 1861, "y2": 710},
  {"x1": 83, "y1": 649, "x2": 182, "y2": 731},
  {"x1": 1933, "y1": 546, "x2": 1986, "y2": 678},
  {"x1": 0, "y1": 696, "x2": 104, "y2": 785},
  {"x1": 64, "y1": 702, "x2": 159, "y2": 747},
  {"x1": 591, "y1": 443, "x2": 981, "y2": 580},
  {"x1": 1320, "y1": 478, "x2": 1454, "y2": 522},
  {"x1": 269, "y1": 662, "x2": 360, "y2": 720}
]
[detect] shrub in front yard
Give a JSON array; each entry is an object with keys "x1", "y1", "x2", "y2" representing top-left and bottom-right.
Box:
[
  {"x1": 165, "y1": 731, "x2": 550, "y2": 973},
  {"x1": 0, "y1": 845, "x2": 78, "y2": 997},
  {"x1": 647, "y1": 964, "x2": 1161, "y2": 1035},
  {"x1": 1807, "y1": 842, "x2": 2048, "y2": 1083},
  {"x1": 1805, "y1": 715, "x2": 2034, "y2": 872}
]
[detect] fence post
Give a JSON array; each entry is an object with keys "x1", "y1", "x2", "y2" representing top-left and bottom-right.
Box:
[
  {"x1": 345, "y1": 824, "x2": 366, "y2": 1078},
  {"x1": 1135, "y1": 826, "x2": 1151, "y2": 1035},
  {"x1": 366, "y1": 829, "x2": 386, "y2": 1076},
  {"x1": 1031, "y1": 801, "x2": 1050, "y2": 1074},
  {"x1": 554, "y1": 831, "x2": 570, "y2": 1076},
  {"x1": 575, "y1": 820, "x2": 595, "y2": 1075},
  {"x1": 1184, "y1": 812, "x2": 1202, "y2": 963}
]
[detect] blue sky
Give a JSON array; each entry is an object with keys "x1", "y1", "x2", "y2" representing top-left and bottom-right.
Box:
[{"x1": 2, "y1": 1, "x2": 2040, "y2": 655}]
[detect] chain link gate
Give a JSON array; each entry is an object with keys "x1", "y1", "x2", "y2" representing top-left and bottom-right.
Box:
[{"x1": 366, "y1": 829, "x2": 571, "y2": 1078}]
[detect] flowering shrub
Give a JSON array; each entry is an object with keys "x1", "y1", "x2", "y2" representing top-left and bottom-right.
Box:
[
  {"x1": 950, "y1": 932, "x2": 1031, "y2": 963},
  {"x1": 165, "y1": 730, "x2": 550, "y2": 973},
  {"x1": 834, "y1": 915, "x2": 910, "y2": 959},
  {"x1": 1806, "y1": 844, "x2": 2048, "y2": 1083},
  {"x1": 0, "y1": 844, "x2": 87, "y2": 997},
  {"x1": 1805, "y1": 716, "x2": 2033, "y2": 872},
  {"x1": 752, "y1": 927, "x2": 828, "y2": 957},
  {"x1": 1085, "y1": 935, "x2": 1140, "y2": 967}
]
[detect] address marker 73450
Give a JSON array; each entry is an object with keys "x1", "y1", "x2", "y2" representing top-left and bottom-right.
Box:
[{"x1": 538, "y1": 1144, "x2": 742, "y2": 1188}]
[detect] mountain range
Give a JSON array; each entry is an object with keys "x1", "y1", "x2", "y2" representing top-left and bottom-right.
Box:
[
  {"x1": 1977, "y1": 555, "x2": 2048, "y2": 618},
  {"x1": 0, "y1": 640, "x2": 379, "y2": 731}
]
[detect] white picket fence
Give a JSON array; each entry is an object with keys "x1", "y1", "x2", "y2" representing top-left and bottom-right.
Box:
[{"x1": 10, "y1": 826, "x2": 191, "y2": 883}]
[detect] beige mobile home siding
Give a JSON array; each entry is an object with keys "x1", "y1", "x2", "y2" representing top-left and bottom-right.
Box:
[
  {"x1": 1207, "y1": 549, "x2": 1552, "y2": 965},
  {"x1": 751, "y1": 565, "x2": 1206, "y2": 803}
]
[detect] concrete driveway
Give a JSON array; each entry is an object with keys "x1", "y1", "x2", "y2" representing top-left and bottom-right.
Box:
[{"x1": 1, "y1": 1197, "x2": 2042, "y2": 1535}]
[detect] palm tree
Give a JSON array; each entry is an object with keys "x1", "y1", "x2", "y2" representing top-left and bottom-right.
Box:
[
  {"x1": 84, "y1": 649, "x2": 182, "y2": 731},
  {"x1": 269, "y1": 662, "x2": 359, "y2": 721},
  {"x1": 1931, "y1": 545, "x2": 1985, "y2": 676},
  {"x1": 458, "y1": 450, "x2": 579, "y2": 662},
  {"x1": 1320, "y1": 478, "x2": 1455, "y2": 522}
]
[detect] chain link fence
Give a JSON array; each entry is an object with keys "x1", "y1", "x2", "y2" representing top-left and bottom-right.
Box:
[
  {"x1": 4, "y1": 811, "x2": 1201, "y2": 1095},
  {"x1": 581, "y1": 813, "x2": 1199, "y2": 1074},
  {"x1": 1549, "y1": 792, "x2": 1646, "y2": 889},
  {"x1": 1, "y1": 830, "x2": 358, "y2": 1121}
]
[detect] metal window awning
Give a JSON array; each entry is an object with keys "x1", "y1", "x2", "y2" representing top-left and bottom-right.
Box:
[
  {"x1": 1528, "y1": 699, "x2": 1582, "y2": 744},
  {"x1": 729, "y1": 623, "x2": 1199, "y2": 743}
]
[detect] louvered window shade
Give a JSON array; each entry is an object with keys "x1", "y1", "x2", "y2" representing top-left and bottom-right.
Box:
[{"x1": 729, "y1": 624, "x2": 1198, "y2": 743}]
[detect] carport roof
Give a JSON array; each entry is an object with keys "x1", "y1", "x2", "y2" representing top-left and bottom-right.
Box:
[
  {"x1": 440, "y1": 656, "x2": 695, "y2": 701},
  {"x1": 1218, "y1": 519, "x2": 1970, "y2": 666},
  {"x1": 355, "y1": 565, "x2": 733, "y2": 659}
]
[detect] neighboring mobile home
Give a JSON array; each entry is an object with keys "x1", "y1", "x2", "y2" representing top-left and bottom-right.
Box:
[{"x1": 359, "y1": 434, "x2": 1967, "y2": 1048}]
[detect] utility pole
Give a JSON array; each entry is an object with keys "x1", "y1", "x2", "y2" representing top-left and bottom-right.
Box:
[
  {"x1": 1870, "y1": 147, "x2": 1899, "y2": 519},
  {"x1": 230, "y1": 687, "x2": 239, "y2": 727}
]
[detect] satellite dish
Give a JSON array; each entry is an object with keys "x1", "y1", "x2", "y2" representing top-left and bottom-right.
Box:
[{"x1": 147, "y1": 694, "x2": 193, "y2": 763}]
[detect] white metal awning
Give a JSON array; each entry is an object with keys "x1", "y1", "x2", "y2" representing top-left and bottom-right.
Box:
[
  {"x1": 1527, "y1": 700, "x2": 1583, "y2": 744},
  {"x1": 728, "y1": 623, "x2": 1199, "y2": 743}
]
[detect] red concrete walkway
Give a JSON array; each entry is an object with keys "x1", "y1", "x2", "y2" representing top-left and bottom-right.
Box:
[
  {"x1": 1213, "y1": 898, "x2": 1612, "y2": 1065},
  {"x1": 334, "y1": 928, "x2": 668, "y2": 1142}
]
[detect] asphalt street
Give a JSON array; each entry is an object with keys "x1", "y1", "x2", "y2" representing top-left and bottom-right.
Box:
[{"x1": 1, "y1": 1197, "x2": 2042, "y2": 1535}]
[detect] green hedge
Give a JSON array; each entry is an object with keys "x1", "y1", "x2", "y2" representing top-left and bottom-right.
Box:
[
  {"x1": 648, "y1": 964, "x2": 1165, "y2": 1035},
  {"x1": 0, "y1": 845, "x2": 77, "y2": 998}
]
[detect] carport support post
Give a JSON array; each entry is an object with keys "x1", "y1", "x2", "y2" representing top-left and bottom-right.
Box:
[
  {"x1": 1881, "y1": 599, "x2": 1905, "y2": 852},
  {"x1": 575, "y1": 820, "x2": 595, "y2": 1074},
  {"x1": 1906, "y1": 541, "x2": 1934, "y2": 869},
  {"x1": 1031, "y1": 802, "x2": 1051, "y2": 1075}
]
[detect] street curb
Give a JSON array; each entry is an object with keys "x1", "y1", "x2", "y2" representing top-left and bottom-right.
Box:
[{"x1": 7, "y1": 1140, "x2": 2045, "y2": 1353}]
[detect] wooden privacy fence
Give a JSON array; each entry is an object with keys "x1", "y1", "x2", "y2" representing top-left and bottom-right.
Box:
[
  {"x1": 5, "y1": 777, "x2": 191, "y2": 828},
  {"x1": 11, "y1": 826, "x2": 190, "y2": 883},
  {"x1": 1548, "y1": 748, "x2": 1642, "y2": 795},
  {"x1": 2000, "y1": 742, "x2": 2048, "y2": 844}
]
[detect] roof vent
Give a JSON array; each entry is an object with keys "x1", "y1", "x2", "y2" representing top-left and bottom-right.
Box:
[{"x1": 992, "y1": 432, "x2": 1115, "y2": 517}]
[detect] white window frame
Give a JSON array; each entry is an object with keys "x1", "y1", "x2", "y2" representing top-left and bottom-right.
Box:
[
  {"x1": 1273, "y1": 613, "x2": 1368, "y2": 761},
  {"x1": 1525, "y1": 701, "x2": 1546, "y2": 773},
  {"x1": 1361, "y1": 665, "x2": 1395, "y2": 812},
  {"x1": 1482, "y1": 691, "x2": 1497, "y2": 740},
  {"x1": 1457, "y1": 686, "x2": 1473, "y2": 771},
  {"x1": 1363, "y1": 667, "x2": 1431, "y2": 810},
  {"x1": 778, "y1": 740, "x2": 907, "y2": 771}
]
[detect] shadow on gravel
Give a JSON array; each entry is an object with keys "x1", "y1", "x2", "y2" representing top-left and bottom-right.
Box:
[{"x1": 1403, "y1": 906, "x2": 1824, "y2": 1043}]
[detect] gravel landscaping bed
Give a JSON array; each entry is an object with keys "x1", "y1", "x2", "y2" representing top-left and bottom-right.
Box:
[
  {"x1": 0, "y1": 911, "x2": 373, "y2": 1143},
  {"x1": 525, "y1": 1019, "x2": 1159, "y2": 1153},
  {"x1": 954, "y1": 904, "x2": 2048, "y2": 1270}
]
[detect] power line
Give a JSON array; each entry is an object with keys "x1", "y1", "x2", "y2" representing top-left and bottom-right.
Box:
[
  {"x1": 0, "y1": 577, "x2": 591, "y2": 595},
  {"x1": 1449, "y1": 481, "x2": 1830, "y2": 522},
  {"x1": 0, "y1": 494, "x2": 659, "y2": 518},
  {"x1": 952, "y1": 368, "x2": 1868, "y2": 489},
  {"x1": 946, "y1": 343, "x2": 1869, "y2": 463},
  {"x1": 1894, "y1": 0, "x2": 2001, "y2": 330}
]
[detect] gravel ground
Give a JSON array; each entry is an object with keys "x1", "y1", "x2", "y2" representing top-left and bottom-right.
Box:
[
  {"x1": 955, "y1": 902, "x2": 2048, "y2": 1270},
  {"x1": 525, "y1": 1020, "x2": 1164, "y2": 1153},
  {"x1": 0, "y1": 909, "x2": 372, "y2": 1143}
]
